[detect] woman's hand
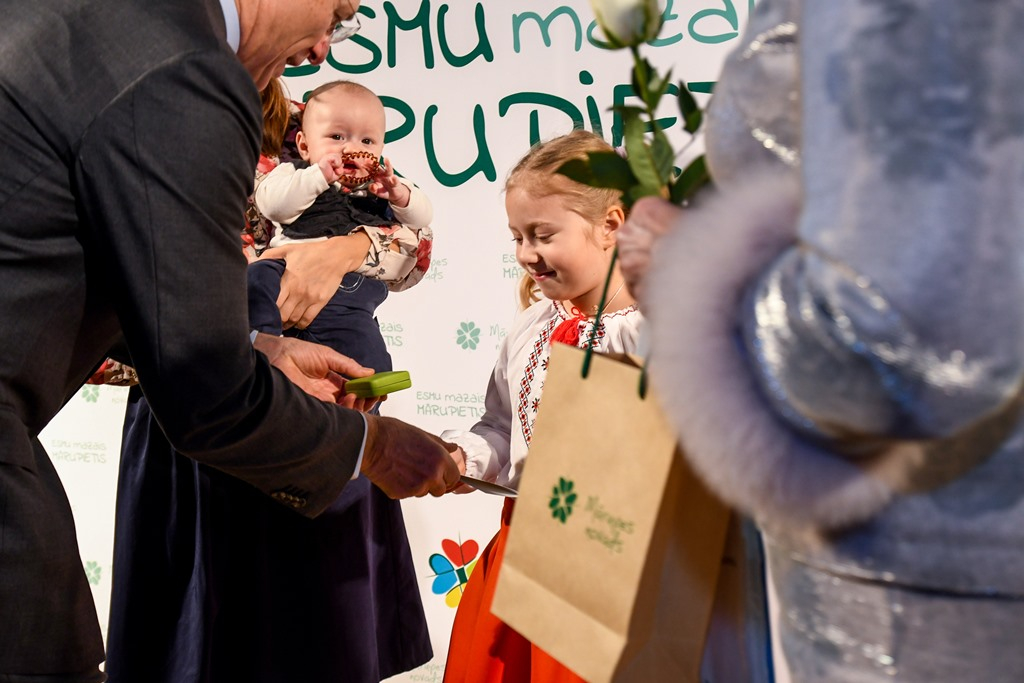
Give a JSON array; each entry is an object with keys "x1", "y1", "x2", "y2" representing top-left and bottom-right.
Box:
[
  {"x1": 253, "y1": 333, "x2": 372, "y2": 403},
  {"x1": 259, "y1": 232, "x2": 372, "y2": 329},
  {"x1": 339, "y1": 391, "x2": 384, "y2": 414},
  {"x1": 618, "y1": 197, "x2": 683, "y2": 304}
]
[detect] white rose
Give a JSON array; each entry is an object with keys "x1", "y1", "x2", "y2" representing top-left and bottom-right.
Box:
[{"x1": 589, "y1": 0, "x2": 664, "y2": 49}]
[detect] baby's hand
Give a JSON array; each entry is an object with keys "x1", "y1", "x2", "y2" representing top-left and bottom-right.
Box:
[
  {"x1": 318, "y1": 153, "x2": 345, "y2": 184},
  {"x1": 368, "y1": 157, "x2": 411, "y2": 208}
]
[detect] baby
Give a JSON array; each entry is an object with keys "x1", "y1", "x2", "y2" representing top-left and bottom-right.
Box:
[{"x1": 249, "y1": 80, "x2": 433, "y2": 372}]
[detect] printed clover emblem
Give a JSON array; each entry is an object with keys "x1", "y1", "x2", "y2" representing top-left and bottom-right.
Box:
[
  {"x1": 428, "y1": 538, "x2": 480, "y2": 608},
  {"x1": 456, "y1": 322, "x2": 481, "y2": 350},
  {"x1": 81, "y1": 385, "x2": 100, "y2": 403},
  {"x1": 549, "y1": 477, "x2": 578, "y2": 524},
  {"x1": 84, "y1": 561, "x2": 102, "y2": 586}
]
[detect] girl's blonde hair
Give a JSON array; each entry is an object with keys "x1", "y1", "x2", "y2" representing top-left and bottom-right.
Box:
[{"x1": 505, "y1": 130, "x2": 624, "y2": 308}]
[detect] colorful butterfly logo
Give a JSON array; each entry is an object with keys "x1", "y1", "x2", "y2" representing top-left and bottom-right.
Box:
[{"x1": 428, "y1": 538, "x2": 480, "y2": 608}]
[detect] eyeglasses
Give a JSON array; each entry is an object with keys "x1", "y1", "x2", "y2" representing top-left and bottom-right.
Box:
[{"x1": 329, "y1": 14, "x2": 361, "y2": 44}]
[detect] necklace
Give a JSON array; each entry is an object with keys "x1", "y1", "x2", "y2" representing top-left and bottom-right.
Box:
[{"x1": 568, "y1": 280, "x2": 626, "y2": 319}]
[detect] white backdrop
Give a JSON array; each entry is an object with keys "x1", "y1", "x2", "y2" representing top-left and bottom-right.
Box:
[{"x1": 41, "y1": 1, "x2": 754, "y2": 680}]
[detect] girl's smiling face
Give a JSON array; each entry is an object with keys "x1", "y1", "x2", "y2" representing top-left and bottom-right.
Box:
[{"x1": 506, "y1": 186, "x2": 618, "y2": 313}]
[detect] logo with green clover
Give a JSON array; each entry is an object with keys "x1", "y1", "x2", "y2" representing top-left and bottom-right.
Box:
[
  {"x1": 80, "y1": 386, "x2": 100, "y2": 403},
  {"x1": 549, "y1": 477, "x2": 578, "y2": 524},
  {"x1": 84, "y1": 561, "x2": 102, "y2": 586},
  {"x1": 456, "y1": 322, "x2": 481, "y2": 350}
]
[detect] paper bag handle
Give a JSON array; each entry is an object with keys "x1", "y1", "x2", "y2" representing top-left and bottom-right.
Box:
[
  {"x1": 580, "y1": 247, "x2": 650, "y2": 399},
  {"x1": 581, "y1": 247, "x2": 616, "y2": 377},
  {"x1": 638, "y1": 358, "x2": 649, "y2": 399}
]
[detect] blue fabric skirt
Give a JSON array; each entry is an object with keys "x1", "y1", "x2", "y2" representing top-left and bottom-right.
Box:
[
  {"x1": 105, "y1": 388, "x2": 431, "y2": 682},
  {"x1": 108, "y1": 259, "x2": 430, "y2": 682}
]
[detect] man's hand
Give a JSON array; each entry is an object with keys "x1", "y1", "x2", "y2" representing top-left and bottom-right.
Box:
[
  {"x1": 360, "y1": 415, "x2": 463, "y2": 498},
  {"x1": 617, "y1": 197, "x2": 683, "y2": 304},
  {"x1": 253, "y1": 333, "x2": 372, "y2": 403},
  {"x1": 259, "y1": 233, "x2": 372, "y2": 329}
]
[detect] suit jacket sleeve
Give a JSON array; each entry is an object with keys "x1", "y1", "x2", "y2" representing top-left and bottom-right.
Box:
[{"x1": 73, "y1": 49, "x2": 363, "y2": 516}]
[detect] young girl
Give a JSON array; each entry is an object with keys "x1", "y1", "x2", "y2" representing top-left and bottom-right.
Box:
[{"x1": 442, "y1": 130, "x2": 642, "y2": 682}]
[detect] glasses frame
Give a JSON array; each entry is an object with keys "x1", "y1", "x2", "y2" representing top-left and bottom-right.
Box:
[{"x1": 329, "y1": 14, "x2": 361, "y2": 44}]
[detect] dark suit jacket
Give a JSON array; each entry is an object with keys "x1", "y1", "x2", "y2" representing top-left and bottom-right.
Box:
[{"x1": 0, "y1": 0, "x2": 365, "y2": 675}]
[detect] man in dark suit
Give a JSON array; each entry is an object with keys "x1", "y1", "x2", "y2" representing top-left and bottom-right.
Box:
[{"x1": 0, "y1": 0, "x2": 461, "y2": 679}]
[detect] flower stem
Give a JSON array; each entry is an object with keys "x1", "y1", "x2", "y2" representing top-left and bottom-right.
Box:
[{"x1": 630, "y1": 45, "x2": 659, "y2": 132}]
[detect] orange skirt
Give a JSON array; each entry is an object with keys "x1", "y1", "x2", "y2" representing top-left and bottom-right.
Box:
[{"x1": 443, "y1": 499, "x2": 587, "y2": 683}]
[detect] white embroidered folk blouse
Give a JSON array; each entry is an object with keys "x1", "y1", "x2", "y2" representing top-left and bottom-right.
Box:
[{"x1": 442, "y1": 299, "x2": 643, "y2": 490}]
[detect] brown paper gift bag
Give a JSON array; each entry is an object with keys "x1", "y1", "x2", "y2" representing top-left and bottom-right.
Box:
[{"x1": 491, "y1": 343, "x2": 730, "y2": 683}]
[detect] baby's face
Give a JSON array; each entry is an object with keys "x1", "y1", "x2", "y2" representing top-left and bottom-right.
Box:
[{"x1": 298, "y1": 87, "x2": 385, "y2": 182}]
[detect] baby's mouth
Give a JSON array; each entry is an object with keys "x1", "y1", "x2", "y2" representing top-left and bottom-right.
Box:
[{"x1": 337, "y1": 151, "x2": 380, "y2": 187}]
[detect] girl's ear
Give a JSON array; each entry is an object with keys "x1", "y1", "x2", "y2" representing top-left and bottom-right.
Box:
[
  {"x1": 599, "y1": 204, "x2": 626, "y2": 249},
  {"x1": 295, "y1": 131, "x2": 311, "y2": 161}
]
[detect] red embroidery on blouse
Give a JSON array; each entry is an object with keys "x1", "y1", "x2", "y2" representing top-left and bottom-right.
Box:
[{"x1": 517, "y1": 316, "x2": 559, "y2": 446}]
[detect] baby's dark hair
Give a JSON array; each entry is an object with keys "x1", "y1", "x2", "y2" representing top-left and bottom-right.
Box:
[{"x1": 507, "y1": 130, "x2": 625, "y2": 308}]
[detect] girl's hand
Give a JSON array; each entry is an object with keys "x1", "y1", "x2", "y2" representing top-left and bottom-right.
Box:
[
  {"x1": 446, "y1": 447, "x2": 475, "y2": 493},
  {"x1": 259, "y1": 233, "x2": 372, "y2": 329},
  {"x1": 618, "y1": 197, "x2": 683, "y2": 304},
  {"x1": 368, "y1": 157, "x2": 411, "y2": 208}
]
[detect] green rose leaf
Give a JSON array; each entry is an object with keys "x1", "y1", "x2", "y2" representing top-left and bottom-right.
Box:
[
  {"x1": 670, "y1": 155, "x2": 711, "y2": 204},
  {"x1": 632, "y1": 56, "x2": 669, "y2": 112},
  {"x1": 647, "y1": 66, "x2": 674, "y2": 112},
  {"x1": 623, "y1": 117, "x2": 664, "y2": 200},
  {"x1": 557, "y1": 151, "x2": 636, "y2": 194},
  {"x1": 677, "y1": 81, "x2": 703, "y2": 134},
  {"x1": 650, "y1": 128, "x2": 676, "y2": 185}
]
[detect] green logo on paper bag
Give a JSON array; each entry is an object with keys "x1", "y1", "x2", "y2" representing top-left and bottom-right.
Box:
[
  {"x1": 456, "y1": 321, "x2": 481, "y2": 350},
  {"x1": 549, "y1": 477, "x2": 577, "y2": 523},
  {"x1": 80, "y1": 386, "x2": 100, "y2": 403}
]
